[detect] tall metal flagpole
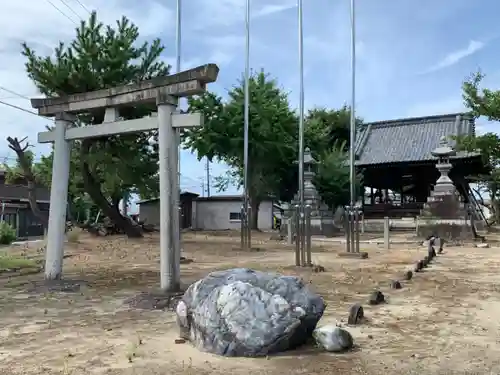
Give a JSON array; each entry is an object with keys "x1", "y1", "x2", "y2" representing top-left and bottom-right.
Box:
[
  {"x1": 241, "y1": 0, "x2": 251, "y2": 250},
  {"x1": 176, "y1": 0, "x2": 181, "y2": 73},
  {"x1": 174, "y1": 0, "x2": 182, "y2": 279},
  {"x1": 297, "y1": 0, "x2": 305, "y2": 266},
  {"x1": 349, "y1": 0, "x2": 357, "y2": 252}
]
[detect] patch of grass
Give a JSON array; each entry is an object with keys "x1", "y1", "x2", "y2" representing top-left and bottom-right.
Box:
[{"x1": 0, "y1": 254, "x2": 38, "y2": 271}]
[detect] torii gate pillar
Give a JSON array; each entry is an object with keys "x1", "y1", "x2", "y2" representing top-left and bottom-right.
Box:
[
  {"x1": 44, "y1": 112, "x2": 73, "y2": 279},
  {"x1": 32, "y1": 64, "x2": 219, "y2": 292},
  {"x1": 157, "y1": 94, "x2": 180, "y2": 291}
]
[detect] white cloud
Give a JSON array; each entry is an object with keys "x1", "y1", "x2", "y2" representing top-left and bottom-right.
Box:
[
  {"x1": 0, "y1": 0, "x2": 174, "y2": 158},
  {"x1": 203, "y1": 35, "x2": 246, "y2": 67},
  {"x1": 254, "y1": 3, "x2": 296, "y2": 17},
  {"x1": 0, "y1": 0, "x2": 497, "y2": 189},
  {"x1": 406, "y1": 97, "x2": 465, "y2": 118},
  {"x1": 423, "y1": 40, "x2": 485, "y2": 74}
]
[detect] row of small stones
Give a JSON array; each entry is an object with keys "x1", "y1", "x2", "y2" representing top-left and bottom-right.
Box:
[{"x1": 347, "y1": 244, "x2": 443, "y2": 325}]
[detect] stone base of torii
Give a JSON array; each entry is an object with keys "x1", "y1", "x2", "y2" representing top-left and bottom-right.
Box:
[{"x1": 31, "y1": 64, "x2": 219, "y2": 292}]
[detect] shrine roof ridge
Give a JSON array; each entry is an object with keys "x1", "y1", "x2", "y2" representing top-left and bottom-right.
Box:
[
  {"x1": 359, "y1": 112, "x2": 472, "y2": 129},
  {"x1": 354, "y1": 112, "x2": 479, "y2": 166},
  {"x1": 30, "y1": 63, "x2": 219, "y2": 112}
]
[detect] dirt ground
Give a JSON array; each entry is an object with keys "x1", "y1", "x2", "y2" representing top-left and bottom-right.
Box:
[{"x1": 1, "y1": 230, "x2": 500, "y2": 375}]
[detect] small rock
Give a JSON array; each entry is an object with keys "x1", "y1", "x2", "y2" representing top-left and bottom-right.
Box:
[
  {"x1": 311, "y1": 264, "x2": 326, "y2": 273},
  {"x1": 475, "y1": 243, "x2": 490, "y2": 249},
  {"x1": 390, "y1": 280, "x2": 402, "y2": 289},
  {"x1": 269, "y1": 233, "x2": 284, "y2": 241},
  {"x1": 414, "y1": 261, "x2": 424, "y2": 272},
  {"x1": 434, "y1": 237, "x2": 444, "y2": 253},
  {"x1": 313, "y1": 325, "x2": 354, "y2": 352},
  {"x1": 427, "y1": 246, "x2": 436, "y2": 259},
  {"x1": 369, "y1": 290, "x2": 385, "y2": 305},
  {"x1": 180, "y1": 256, "x2": 194, "y2": 264},
  {"x1": 347, "y1": 303, "x2": 364, "y2": 325},
  {"x1": 174, "y1": 338, "x2": 186, "y2": 344},
  {"x1": 367, "y1": 334, "x2": 373, "y2": 339},
  {"x1": 404, "y1": 270, "x2": 413, "y2": 280}
]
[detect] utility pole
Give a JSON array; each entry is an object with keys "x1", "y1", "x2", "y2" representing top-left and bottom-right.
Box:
[
  {"x1": 201, "y1": 181, "x2": 205, "y2": 197},
  {"x1": 205, "y1": 158, "x2": 211, "y2": 197}
]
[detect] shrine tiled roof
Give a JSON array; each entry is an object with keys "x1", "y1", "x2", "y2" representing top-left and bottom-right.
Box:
[{"x1": 354, "y1": 113, "x2": 479, "y2": 166}]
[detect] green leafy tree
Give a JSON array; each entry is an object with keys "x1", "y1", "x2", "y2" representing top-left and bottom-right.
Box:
[
  {"x1": 453, "y1": 71, "x2": 500, "y2": 222},
  {"x1": 21, "y1": 12, "x2": 168, "y2": 237},
  {"x1": 184, "y1": 71, "x2": 298, "y2": 229},
  {"x1": 305, "y1": 107, "x2": 363, "y2": 210},
  {"x1": 305, "y1": 106, "x2": 361, "y2": 155},
  {"x1": 313, "y1": 140, "x2": 362, "y2": 210}
]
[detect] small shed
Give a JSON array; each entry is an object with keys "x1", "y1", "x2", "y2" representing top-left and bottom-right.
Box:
[
  {"x1": 138, "y1": 193, "x2": 275, "y2": 231},
  {"x1": 138, "y1": 191, "x2": 199, "y2": 228},
  {"x1": 193, "y1": 195, "x2": 274, "y2": 231}
]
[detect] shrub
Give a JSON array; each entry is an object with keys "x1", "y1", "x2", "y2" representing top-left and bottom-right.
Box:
[{"x1": 0, "y1": 222, "x2": 17, "y2": 245}]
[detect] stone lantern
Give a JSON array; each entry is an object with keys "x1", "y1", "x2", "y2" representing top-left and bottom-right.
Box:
[
  {"x1": 284, "y1": 147, "x2": 335, "y2": 236},
  {"x1": 303, "y1": 148, "x2": 319, "y2": 210},
  {"x1": 417, "y1": 136, "x2": 472, "y2": 240},
  {"x1": 430, "y1": 136, "x2": 457, "y2": 197}
]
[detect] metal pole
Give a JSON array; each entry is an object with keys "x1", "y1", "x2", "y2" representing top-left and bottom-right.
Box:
[
  {"x1": 350, "y1": 207, "x2": 355, "y2": 253},
  {"x1": 294, "y1": 205, "x2": 300, "y2": 266},
  {"x1": 240, "y1": 204, "x2": 246, "y2": 249},
  {"x1": 297, "y1": 0, "x2": 305, "y2": 266},
  {"x1": 348, "y1": 0, "x2": 357, "y2": 256},
  {"x1": 175, "y1": 0, "x2": 181, "y2": 74},
  {"x1": 247, "y1": 205, "x2": 252, "y2": 248},
  {"x1": 305, "y1": 204, "x2": 312, "y2": 266},
  {"x1": 205, "y1": 158, "x2": 211, "y2": 197},
  {"x1": 344, "y1": 207, "x2": 351, "y2": 253},
  {"x1": 173, "y1": 0, "x2": 182, "y2": 281},
  {"x1": 355, "y1": 208, "x2": 360, "y2": 253},
  {"x1": 242, "y1": 0, "x2": 251, "y2": 250},
  {"x1": 349, "y1": 0, "x2": 356, "y2": 209}
]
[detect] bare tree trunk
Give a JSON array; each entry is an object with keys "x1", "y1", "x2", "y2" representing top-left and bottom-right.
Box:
[
  {"x1": 80, "y1": 139, "x2": 143, "y2": 238},
  {"x1": 6, "y1": 137, "x2": 48, "y2": 228},
  {"x1": 250, "y1": 197, "x2": 261, "y2": 231}
]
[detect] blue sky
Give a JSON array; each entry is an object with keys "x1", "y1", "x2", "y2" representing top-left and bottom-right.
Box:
[{"x1": 0, "y1": 0, "x2": 499, "y2": 213}]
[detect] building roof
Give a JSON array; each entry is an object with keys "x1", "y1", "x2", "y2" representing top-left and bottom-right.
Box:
[
  {"x1": 138, "y1": 194, "x2": 275, "y2": 205},
  {"x1": 137, "y1": 190, "x2": 199, "y2": 204},
  {"x1": 0, "y1": 185, "x2": 50, "y2": 202},
  {"x1": 354, "y1": 113, "x2": 479, "y2": 166},
  {"x1": 196, "y1": 195, "x2": 274, "y2": 202}
]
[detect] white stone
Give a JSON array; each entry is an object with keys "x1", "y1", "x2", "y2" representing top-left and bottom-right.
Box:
[
  {"x1": 313, "y1": 325, "x2": 354, "y2": 352},
  {"x1": 476, "y1": 243, "x2": 490, "y2": 248}
]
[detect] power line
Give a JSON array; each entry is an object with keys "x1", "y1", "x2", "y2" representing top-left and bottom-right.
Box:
[
  {"x1": 0, "y1": 86, "x2": 29, "y2": 100},
  {"x1": 44, "y1": 0, "x2": 78, "y2": 24},
  {"x1": 57, "y1": 0, "x2": 84, "y2": 21},
  {"x1": 0, "y1": 88, "x2": 54, "y2": 127},
  {"x1": 73, "y1": 0, "x2": 91, "y2": 15},
  {"x1": 0, "y1": 99, "x2": 40, "y2": 118}
]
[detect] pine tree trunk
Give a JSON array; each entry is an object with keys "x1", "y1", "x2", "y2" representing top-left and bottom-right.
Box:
[{"x1": 80, "y1": 139, "x2": 143, "y2": 238}]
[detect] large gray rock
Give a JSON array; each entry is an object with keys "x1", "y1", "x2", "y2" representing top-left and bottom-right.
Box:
[{"x1": 176, "y1": 268, "x2": 325, "y2": 357}]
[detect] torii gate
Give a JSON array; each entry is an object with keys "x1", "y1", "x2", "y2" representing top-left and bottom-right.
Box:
[{"x1": 31, "y1": 64, "x2": 219, "y2": 292}]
